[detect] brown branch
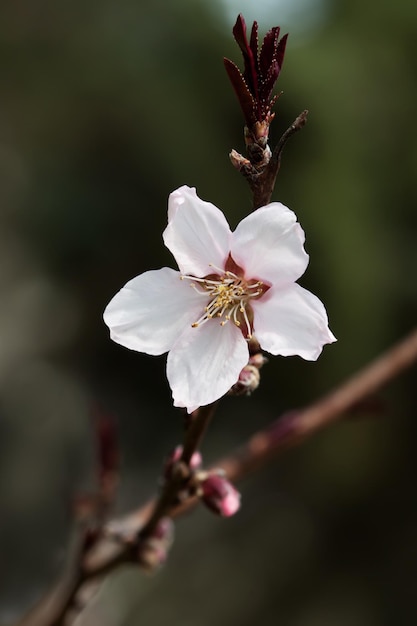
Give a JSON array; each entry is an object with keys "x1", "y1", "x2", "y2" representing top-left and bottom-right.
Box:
[
  {"x1": 15, "y1": 328, "x2": 417, "y2": 626},
  {"x1": 84, "y1": 327, "x2": 417, "y2": 575},
  {"x1": 271, "y1": 110, "x2": 308, "y2": 172},
  {"x1": 180, "y1": 402, "x2": 218, "y2": 465},
  {"x1": 219, "y1": 326, "x2": 417, "y2": 480},
  {"x1": 251, "y1": 109, "x2": 308, "y2": 210},
  {"x1": 230, "y1": 110, "x2": 308, "y2": 209},
  {"x1": 15, "y1": 403, "x2": 219, "y2": 626},
  {"x1": 138, "y1": 401, "x2": 218, "y2": 540}
]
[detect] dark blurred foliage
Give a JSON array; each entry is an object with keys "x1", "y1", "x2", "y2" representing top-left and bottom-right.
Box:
[{"x1": 0, "y1": 0, "x2": 416, "y2": 624}]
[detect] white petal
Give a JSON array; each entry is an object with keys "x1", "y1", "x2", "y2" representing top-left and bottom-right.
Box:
[
  {"x1": 164, "y1": 186, "x2": 232, "y2": 277},
  {"x1": 252, "y1": 283, "x2": 336, "y2": 360},
  {"x1": 103, "y1": 267, "x2": 207, "y2": 355},
  {"x1": 231, "y1": 203, "x2": 309, "y2": 286},
  {"x1": 167, "y1": 320, "x2": 249, "y2": 412},
  {"x1": 167, "y1": 185, "x2": 192, "y2": 221}
]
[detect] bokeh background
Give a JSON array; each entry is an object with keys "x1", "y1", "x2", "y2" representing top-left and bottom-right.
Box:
[{"x1": 1, "y1": 0, "x2": 417, "y2": 624}]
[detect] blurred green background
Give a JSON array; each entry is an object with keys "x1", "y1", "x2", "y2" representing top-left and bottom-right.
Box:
[{"x1": 1, "y1": 0, "x2": 416, "y2": 624}]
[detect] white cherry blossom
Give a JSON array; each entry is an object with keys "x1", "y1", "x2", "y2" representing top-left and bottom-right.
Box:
[{"x1": 104, "y1": 186, "x2": 336, "y2": 412}]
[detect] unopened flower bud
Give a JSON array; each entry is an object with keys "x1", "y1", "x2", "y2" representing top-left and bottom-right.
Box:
[
  {"x1": 137, "y1": 516, "x2": 174, "y2": 572},
  {"x1": 248, "y1": 353, "x2": 268, "y2": 369},
  {"x1": 152, "y1": 517, "x2": 174, "y2": 545},
  {"x1": 229, "y1": 149, "x2": 251, "y2": 171},
  {"x1": 200, "y1": 474, "x2": 241, "y2": 517},
  {"x1": 230, "y1": 364, "x2": 260, "y2": 396},
  {"x1": 164, "y1": 445, "x2": 202, "y2": 479},
  {"x1": 137, "y1": 541, "x2": 168, "y2": 571}
]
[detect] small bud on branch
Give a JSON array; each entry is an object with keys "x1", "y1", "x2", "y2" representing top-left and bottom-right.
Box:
[{"x1": 200, "y1": 474, "x2": 241, "y2": 517}]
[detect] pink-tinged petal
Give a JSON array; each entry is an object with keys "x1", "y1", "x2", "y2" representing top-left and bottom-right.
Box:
[
  {"x1": 231, "y1": 203, "x2": 309, "y2": 286},
  {"x1": 167, "y1": 320, "x2": 249, "y2": 412},
  {"x1": 164, "y1": 186, "x2": 232, "y2": 277},
  {"x1": 103, "y1": 267, "x2": 206, "y2": 356},
  {"x1": 252, "y1": 283, "x2": 336, "y2": 360}
]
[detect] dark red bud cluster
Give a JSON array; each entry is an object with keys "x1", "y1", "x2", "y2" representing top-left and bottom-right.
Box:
[{"x1": 224, "y1": 14, "x2": 288, "y2": 136}]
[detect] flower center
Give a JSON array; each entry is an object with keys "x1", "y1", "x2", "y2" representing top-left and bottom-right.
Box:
[{"x1": 181, "y1": 263, "x2": 265, "y2": 339}]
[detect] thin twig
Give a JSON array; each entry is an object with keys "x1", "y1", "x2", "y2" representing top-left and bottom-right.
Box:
[
  {"x1": 138, "y1": 401, "x2": 218, "y2": 540},
  {"x1": 13, "y1": 328, "x2": 417, "y2": 626},
  {"x1": 180, "y1": 402, "x2": 218, "y2": 465},
  {"x1": 82, "y1": 327, "x2": 417, "y2": 577},
  {"x1": 230, "y1": 110, "x2": 309, "y2": 209},
  {"x1": 271, "y1": 110, "x2": 309, "y2": 171}
]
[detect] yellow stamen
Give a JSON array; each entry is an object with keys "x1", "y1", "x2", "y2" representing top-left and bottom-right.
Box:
[{"x1": 180, "y1": 266, "x2": 264, "y2": 338}]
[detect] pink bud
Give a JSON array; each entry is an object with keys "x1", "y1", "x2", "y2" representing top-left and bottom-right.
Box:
[
  {"x1": 249, "y1": 353, "x2": 268, "y2": 368},
  {"x1": 137, "y1": 541, "x2": 168, "y2": 571},
  {"x1": 201, "y1": 475, "x2": 241, "y2": 517},
  {"x1": 164, "y1": 445, "x2": 202, "y2": 478},
  {"x1": 190, "y1": 450, "x2": 203, "y2": 470},
  {"x1": 137, "y1": 517, "x2": 175, "y2": 571},
  {"x1": 230, "y1": 364, "x2": 260, "y2": 396},
  {"x1": 152, "y1": 517, "x2": 174, "y2": 545}
]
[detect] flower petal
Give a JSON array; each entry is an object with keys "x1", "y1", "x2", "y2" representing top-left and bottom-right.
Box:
[
  {"x1": 252, "y1": 283, "x2": 336, "y2": 360},
  {"x1": 167, "y1": 320, "x2": 249, "y2": 412},
  {"x1": 103, "y1": 267, "x2": 207, "y2": 356},
  {"x1": 164, "y1": 186, "x2": 232, "y2": 277},
  {"x1": 231, "y1": 202, "x2": 309, "y2": 286}
]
